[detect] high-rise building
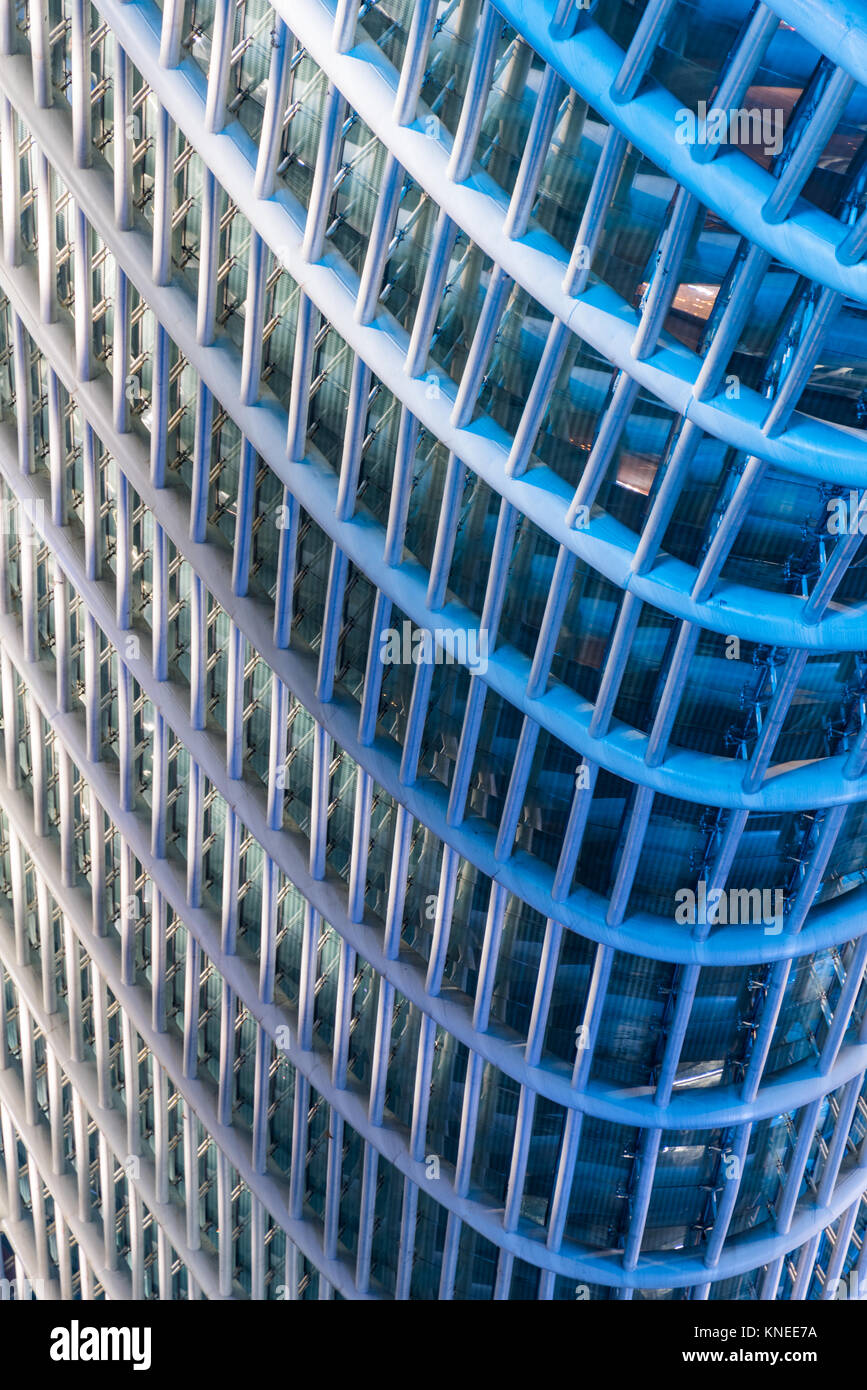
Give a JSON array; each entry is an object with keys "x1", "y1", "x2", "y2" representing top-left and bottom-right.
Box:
[{"x1": 0, "y1": 0, "x2": 866, "y2": 1304}]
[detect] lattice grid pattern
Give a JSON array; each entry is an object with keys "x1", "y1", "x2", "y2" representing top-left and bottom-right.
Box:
[{"x1": 0, "y1": 0, "x2": 867, "y2": 1300}]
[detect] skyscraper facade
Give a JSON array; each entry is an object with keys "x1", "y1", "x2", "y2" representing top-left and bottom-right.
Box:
[{"x1": 1, "y1": 0, "x2": 867, "y2": 1303}]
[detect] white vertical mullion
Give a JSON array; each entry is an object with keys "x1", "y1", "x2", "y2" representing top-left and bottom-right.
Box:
[
  {"x1": 9, "y1": 825, "x2": 26, "y2": 963},
  {"x1": 196, "y1": 171, "x2": 220, "y2": 345},
  {"x1": 253, "y1": 22, "x2": 292, "y2": 200},
  {"x1": 47, "y1": 366, "x2": 65, "y2": 525},
  {"x1": 286, "y1": 290, "x2": 316, "y2": 460},
  {"x1": 113, "y1": 265, "x2": 132, "y2": 436},
  {"x1": 323, "y1": 1107, "x2": 344, "y2": 1261},
  {"x1": 266, "y1": 673, "x2": 289, "y2": 830},
  {"x1": 88, "y1": 792, "x2": 104, "y2": 936},
  {"x1": 404, "y1": 210, "x2": 457, "y2": 380},
  {"x1": 20, "y1": 510, "x2": 37, "y2": 663},
  {"x1": 12, "y1": 313, "x2": 33, "y2": 473},
  {"x1": 36, "y1": 875, "x2": 56, "y2": 1014},
  {"x1": 152, "y1": 519, "x2": 168, "y2": 679},
  {"x1": 217, "y1": 978, "x2": 235, "y2": 1127},
  {"x1": 0, "y1": 97, "x2": 20, "y2": 267},
  {"x1": 332, "y1": 0, "x2": 360, "y2": 53},
  {"x1": 1, "y1": 649, "x2": 20, "y2": 788},
  {"x1": 331, "y1": 937, "x2": 356, "y2": 1092},
  {"x1": 92, "y1": 972, "x2": 110, "y2": 1107},
  {"x1": 182, "y1": 931, "x2": 201, "y2": 1078},
  {"x1": 424, "y1": 847, "x2": 459, "y2": 997},
  {"x1": 240, "y1": 233, "x2": 267, "y2": 405},
  {"x1": 288, "y1": 1073, "x2": 310, "y2": 1221},
  {"x1": 354, "y1": 1141, "x2": 379, "y2": 1293},
  {"x1": 446, "y1": 2, "x2": 500, "y2": 183},
  {"x1": 203, "y1": 0, "x2": 235, "y2": 135},
  {"x1": 19, "y1": 998, "x2": 37, "y2": 1125},
  {"x1": 186, "y1": 757, "x2": 205, "y2": 907},
  {"x1": 82, "y1": 422, "x2": 101, "y2": 581},
  {"x1": 99, "y1": 1133, "x2": 117, "y2": 1270},
  {"x1": 36, "y1": 149, "x2": 56, "y2": 322},
  {"x1": 121, "y1": 1014, "x2": 140, "y2": 1164},
  {"x1": 273, "y1": 489, "x2": 299, "y2": 650},
  {"x1": 151, "y1": 712, "x2": 168, "y2": 857},
  {"x1": 28, "y1": 735, "x2": 49, "y2": 897},
  {"x1": 250, "y1": 1194, "x2": 265, "y2": 1298},
  {"x1": 150, "y1": 324, "x2": 171, "y2": 487},
  {"x1": 301, "y1": 85, "x2": 346, "y2": 264},
  {"x1": 64, "y1": 914, "x2": 83, "y2": 1061},
  {"x1": 29, "y1": 1160, "x2": 51, "y2": 1283},
  {"x1": 183, "y1": 1100, "x2": 201, "y2": 1250},
  {"x1": 225, "y1": 621, "x2": 244, "y2": 780},
  {"x1": 47, "y1": 1050, "x2": 63, "y2": 1171},
  {"x1": 316, "y1": 545, "x2": 348, "y2": 704},
  {"x1": 189, "y1": 572, "x2": 207, "y2": 728},
  {"x1": 117, "y1": 660, "x2": 134, "y2": 812},
  {"x1": 231, "y1": 438, "x2": 256, "y2": 596},
  {"x1": 152, "y1": 107, "x2": 174, "y2": 286},
  {"x1": 159, "y1": 0, "x2": 187, "y2": 69},
  {"x1": 347, "y1": 766, "x2": 373, "y2": 921},
  {"x1": 216, "y1": 1148, "x2": 232, "y2": 1295},
  {"x1": 71, "y1": 1088, "x2": 90, "y2": 1224},
  {"x1": 251, "y1": 1013, "x2": 270, "y2": 1171},
  {"x1": 153, "y1": 1057, "x2": 169, "y2": 1206},
  {"x1": 1, "y1": 1105, "x2": 21, "y2": 1221},
  {"x1": 83, "y1": 611, "x2": 100, "y2": 764},
  {"x1": 190, "y1": 382, "x2": 213, "y2": 540},
  {"x1": 113, "y1": 44, "x2": 133, "y2": 230},
  {"x1": 394, "y1": 1178, "x2": 419, "y2": 1300},
  {"x1": 56, "y1": 1210, "x2": 73, "y2": 1298},
  {"x1": 69, "y1": 0, "x2": 91, "y2": 168},
  {"x1": 258, "y1": 852, "x2": 278, "y2": 1006},
  {"x1": 354, "y1": 155, "x2": 403, "y2": 325},
  {"x1": 133, "y1": 1217, "x2": 153, "y2": 1300},
  {"x1": 72, "y1": 204, "x2": 93, "y2": 382}
]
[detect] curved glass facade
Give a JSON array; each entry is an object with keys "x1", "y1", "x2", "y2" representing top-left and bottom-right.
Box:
[{"x1": 0, "y1": 0, "x2": 866, "y2": 1301}]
